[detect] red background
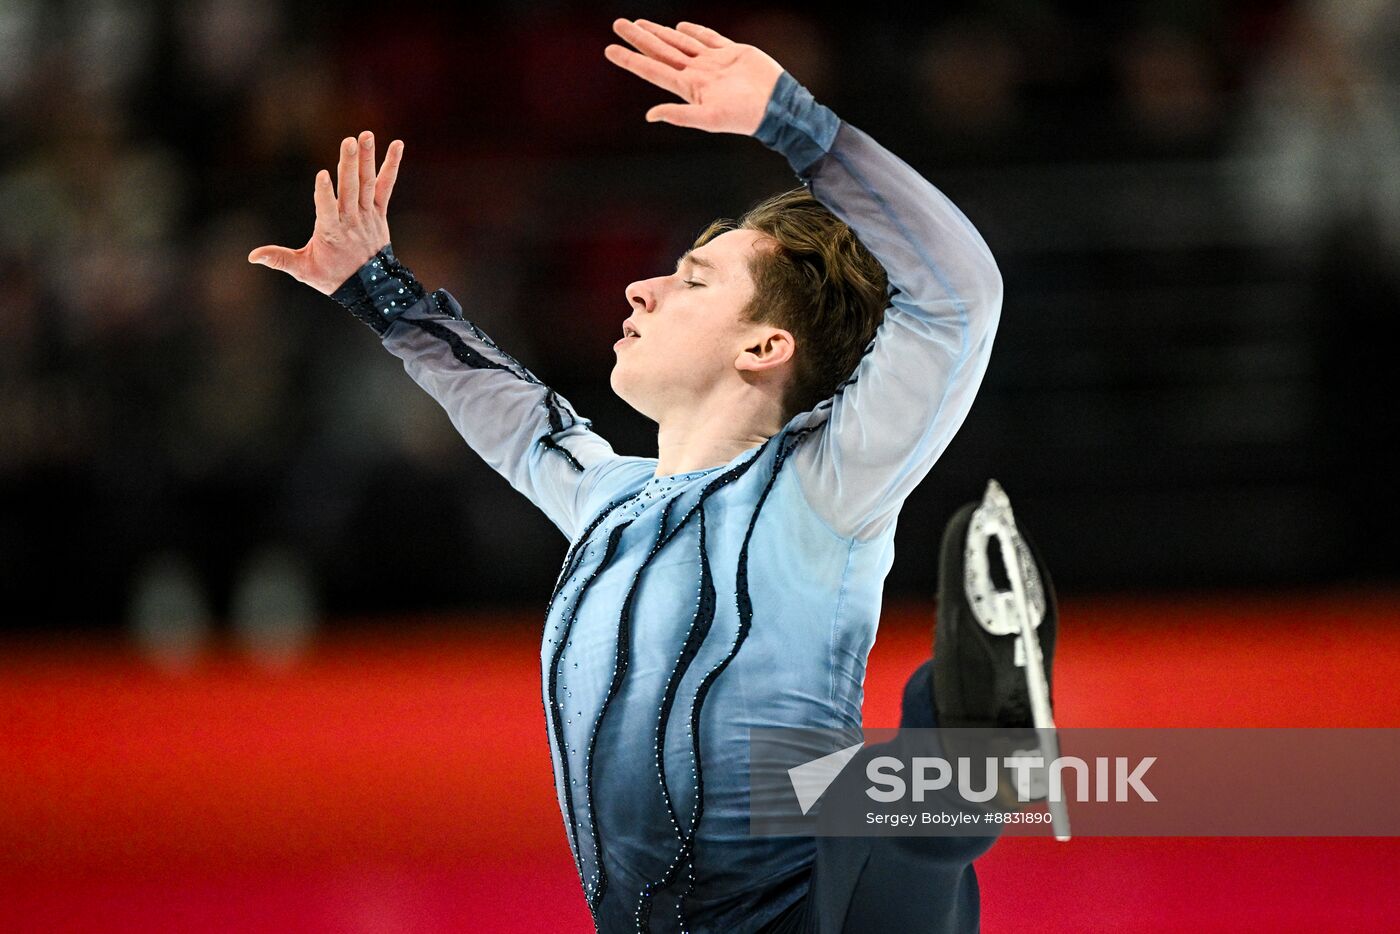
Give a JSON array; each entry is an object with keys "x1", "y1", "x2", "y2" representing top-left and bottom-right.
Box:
[{"x1": 4, "y1": 592, "x2": 1398, "y2": 932}]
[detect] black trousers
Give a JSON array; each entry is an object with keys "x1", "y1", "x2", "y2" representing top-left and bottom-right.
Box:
[{"x1": 760, "y1": 660, "x2": 997, "y2": 934}]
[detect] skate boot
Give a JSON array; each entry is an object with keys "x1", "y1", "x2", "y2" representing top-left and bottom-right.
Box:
[{"x1": 933, "y1": 480, "x2": 1069, "y2": 840}]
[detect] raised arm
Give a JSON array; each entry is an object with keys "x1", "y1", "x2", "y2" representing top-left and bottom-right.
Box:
[
  {"x1": 605, "y1": 19, "x2": 1002, "y2": 541},
  {"x1": 758, "y1": 74, "x2": 1003, "y2": 540},
  {"x1": 248, "y1": 132, "x2": 627, "y2": 541}
]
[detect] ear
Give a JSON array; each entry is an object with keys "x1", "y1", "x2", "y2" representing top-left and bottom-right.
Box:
[{"x1": 734, "y1": 328, "x2": 795, "y2": 374}]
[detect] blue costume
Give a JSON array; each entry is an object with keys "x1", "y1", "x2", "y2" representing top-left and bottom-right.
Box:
[{"x1": 333, "y1": 71, "x2": 1001, "y2": 933}]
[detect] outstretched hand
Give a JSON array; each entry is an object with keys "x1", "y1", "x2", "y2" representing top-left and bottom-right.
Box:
[
  {"x1": 604, "y1": 19, "x2": 784, "y2": 135},
  {"x1": 248, "y1": 130, "x2": 404, "y2": 296}
]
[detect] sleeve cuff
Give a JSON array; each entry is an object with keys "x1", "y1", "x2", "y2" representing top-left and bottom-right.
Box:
[
  {"x1": 331, "y1": 243, "x2": 428, "y2": 335},
  {"x1": 752, "y1": 70, "x2": 840, "y2": 178}
]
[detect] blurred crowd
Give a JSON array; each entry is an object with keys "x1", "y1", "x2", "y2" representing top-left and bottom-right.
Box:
[{"x1": 1, "y1": 0, "x2": 1397, "y2": 639}]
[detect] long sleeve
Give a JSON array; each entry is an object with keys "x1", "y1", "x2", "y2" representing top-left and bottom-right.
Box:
[
  {"x1": 330, "y1": 245, "x2": 626, "y2": 541},
  {"x1": 754, "y1": 71, "x2": 1003, "y2": 541}
]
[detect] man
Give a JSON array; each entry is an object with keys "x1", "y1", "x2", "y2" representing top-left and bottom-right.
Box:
[{"x1": 250, "y1": 17, "x2": 1056, "y2": 933}]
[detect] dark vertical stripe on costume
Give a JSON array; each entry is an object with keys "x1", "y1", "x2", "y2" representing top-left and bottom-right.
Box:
[
  {"x1": 540, "y1": 495, "x2": 635, "y2": 884},
  {"x1": 581, "y1": 495, "x2": 682, "y2": 915},
  {"x1": 634, "y1": 505, "x2": 716, "y2": 930},
  {"x1": 548, "y1": 492, "x2": 634, "y2": 609},
  {"x1": 659, "y1": 426, "x2": 822, "y2": 927},
  {"x1": 656, "y1": 505, "x2": 715, "y2": 825},
  {"x1": 583, "y1": 444, "x2": 773, "y2": 920},
  {"x1": 542, "y1": 492, "x2": 636, "y2": 877}
]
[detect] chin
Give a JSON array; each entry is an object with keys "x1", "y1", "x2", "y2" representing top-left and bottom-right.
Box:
[
  {"x1": 608, "y1": 363, "x2": 628, "y2": 399},
  {"x1": 609, "y1": 367, "x2": 659, "y2": 421},
  {"x1": 609, "y1": 366, "x2": 638, "y2": 406}
]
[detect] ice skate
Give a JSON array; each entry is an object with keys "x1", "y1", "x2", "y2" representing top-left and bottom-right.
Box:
[{"x1": 934, "y1": 479, "x2": 1070, "y2": 840}]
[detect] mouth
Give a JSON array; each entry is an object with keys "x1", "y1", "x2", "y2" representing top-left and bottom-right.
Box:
[{"x1": 615, "y1": 320, "x2": 642, "y2": 348}]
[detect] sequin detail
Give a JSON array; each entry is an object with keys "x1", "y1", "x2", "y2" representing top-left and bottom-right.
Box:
[
  {"x1": 578, "y1": 441, "x2": 772, "y2": 923},
  {"x1": 542, "y1": 427, "x2": 822, "y2": 930},
  {"x1": 540, "y1": 487, "x2": 639, "y2": 881},
  {"x1": 330, "y1": 243, "x2": 426, "y2": 335},
  {"x1": 633, "y1": 504, "x2": 715, "y2": 930},
  {"x1": 632, "y1": 425, "x2": 820, "y2": 929},
  {"x1": 550, "y1": 518, "x2": 633, "y2": 870}
]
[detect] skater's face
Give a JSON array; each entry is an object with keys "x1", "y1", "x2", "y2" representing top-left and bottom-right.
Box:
[{"x1": 611, "y1": 228, "x2": 794, "y2": 420}]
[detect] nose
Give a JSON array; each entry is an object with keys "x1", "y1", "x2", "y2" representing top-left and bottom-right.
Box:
[{"x1": 625, "y1": 277, "x2": 657, "y2": 313}]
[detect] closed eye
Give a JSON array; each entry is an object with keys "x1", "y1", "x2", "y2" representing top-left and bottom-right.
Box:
[{"x1": 683, "y1": 279, "x2": 704, "y2": 288}]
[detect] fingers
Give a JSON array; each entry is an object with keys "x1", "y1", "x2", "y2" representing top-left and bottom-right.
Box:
[
  {"x1": 604, "y1": 43, "x2": 688, "y2": 98},
  {"x1": 248, "y1": 245, "x2": 300, "y2": 273},
  {"x1": 328, "y1": 133, "x2": 398, "y2": 218},
  {"x1": 375, "y1": 139, "x2": 403, "y2": 213},
  {"x1": 357, "y1": 131, "x2": 376, "y2": 213},
  {"x1": 336, "y1": 136, "x2": 358, "y2": 217},
  {"x1": 612, "y1": 18, "x2": 690, "y2": 68},
  {"x1": 675, "y1": 21, "x2": 733, "y2": 48},
  {"x1": 313, "y1": 169, "x2": 336, "y2": 224},
  {"x1": 634, "y1": 19, "x2": 708, "y2": 57},
  {"x1": 646, "y1": 103, "x2": 705, "y2": 128}
]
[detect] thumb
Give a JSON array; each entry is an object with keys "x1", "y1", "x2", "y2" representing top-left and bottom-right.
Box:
[
  {"x1": 248, "y1": 245, "x2": 298, "y2": 272},
  {"x1": 646, "y1": 103, "x2": 705, "y2": 129}
]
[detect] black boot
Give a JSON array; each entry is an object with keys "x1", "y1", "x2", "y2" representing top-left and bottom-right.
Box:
[{"x1": 933, "y1": 480, "x2": 1058, "y2": 730}]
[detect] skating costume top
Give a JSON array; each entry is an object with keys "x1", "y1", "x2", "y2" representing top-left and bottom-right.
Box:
[{"x1": 334, "y1": 72, "x2": 1002, "y2": 933}]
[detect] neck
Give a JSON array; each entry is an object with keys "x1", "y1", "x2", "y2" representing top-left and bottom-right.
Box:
[{"x1": 652, "y1": 388, "x2": 787, "y2": 478}]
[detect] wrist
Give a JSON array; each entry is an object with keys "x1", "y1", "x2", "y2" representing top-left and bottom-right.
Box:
[
  {"x1": 331, "y1": 243, "x2": 425, "y2": 335},
  {"x1": 753, "y1": 71, "x2": 840, "y2": 177}
]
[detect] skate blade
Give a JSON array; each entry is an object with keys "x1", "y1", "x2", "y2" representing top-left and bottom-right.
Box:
[{"x1": 984, "y1": 480, "x2": 1071, "y2": 842}]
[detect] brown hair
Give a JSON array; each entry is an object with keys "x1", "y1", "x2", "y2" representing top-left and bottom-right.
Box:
[{"x1": 694, "y1": 187, "x2": 889, "y2": 421}]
